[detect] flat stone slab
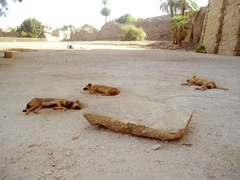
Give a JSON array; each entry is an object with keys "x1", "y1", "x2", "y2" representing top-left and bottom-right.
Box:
[{"x1": 83, "y1": 99, "x2": 193, "y2": 141}]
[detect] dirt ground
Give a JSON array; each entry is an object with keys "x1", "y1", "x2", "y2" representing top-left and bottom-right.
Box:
[{"x1": 0, "y1": 41, "x2": 239, "y2": 180}]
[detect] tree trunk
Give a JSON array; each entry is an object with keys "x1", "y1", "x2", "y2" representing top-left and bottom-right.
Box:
[{"x1": 105, "y1": 16, "x2": 107, "y2": 23}]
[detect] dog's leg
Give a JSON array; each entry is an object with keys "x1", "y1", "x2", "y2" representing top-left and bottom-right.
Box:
[
  {"x1": 26, "y1": 105, "x2": 39, "y2": 115},
  {"x1": 181, "y1": 82, "x2": 193, "y2": 86},
  {"x1": 53, "y1": 101, "x2": 65, "y2": 110},
  {"x1": 33, "y1": 106, "x2": 42, "y2": 114}
]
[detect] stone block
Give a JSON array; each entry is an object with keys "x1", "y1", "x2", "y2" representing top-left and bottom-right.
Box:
[
  {"x1": 4, "y1": 51, "x2": 18, "y2": 58},
  {"x1": 83, "y1": 99, "x2": 194, "y2": 141}
]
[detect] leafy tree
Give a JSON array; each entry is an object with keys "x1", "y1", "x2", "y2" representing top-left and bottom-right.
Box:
[
  {"x1": 0, "y1": 0, "x2": 22, "y2": 17},
  {"x1": 121, "y1": 25, "x2": 145, "y2": 41},
  {"x1": 62, "y1": 24, "x2": 75, "y2": 30},
  {"x1": 176, "y1": 0, "x2": 198, "y2": 16},
  {"x1": 17, "y1": 18, "x2": 42, "y2": 38},
  {"x1": 170, "y1": 16, "x2": 190, "y2": 46},
  {"x1": 7, "y1": 26, "x2": 17, "y2": 32},
  {"x1": 101, "y1": 0, "x2": 111, "y2": 23},
  {"x1": 115, "y1": 14, "x2": 138, "y2": 24},
  {"x1": 159, "y1": 0, "x2": 178, "y2": 18}
]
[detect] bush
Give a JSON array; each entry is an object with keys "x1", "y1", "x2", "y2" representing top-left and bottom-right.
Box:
[
  {"x1": 195, "y1": 44, "x2": 206, "y2": 53},
  {"x1": 17, "y1": 18, "x2": 42, "y2": 38},
  {"x1": 121, "y1": 25, "x2": 145, "y2": 41}
]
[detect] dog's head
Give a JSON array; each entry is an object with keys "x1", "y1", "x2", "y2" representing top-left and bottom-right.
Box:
[
  {"x1": 186, "y1": 75, "x2": 196, "y2": 82},
  {"x1": 66, "y1": 100, "x2": 81, "y2": 110},
  {"x1": 83, "y1": 83, "x2": 92, "y2": 90}
]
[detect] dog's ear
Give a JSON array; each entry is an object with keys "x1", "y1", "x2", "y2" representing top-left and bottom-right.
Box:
[
  {"x1": 88, "y1": 83, "x2": 92, "y2": 86},
  {"x1": 76, "y1": 100, "x2": 80, "y2": 104}
]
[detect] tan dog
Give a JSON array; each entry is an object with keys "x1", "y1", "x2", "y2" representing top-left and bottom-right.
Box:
[
  {"x1": 83, "y1": 83, "x2": 120, "y2": 96},
  {"x1": 23, "y1": 98, "x2": 81, "y2": 115},
  {"x1": 181, "y1": 75, "x2": 230, "y2": 91}
]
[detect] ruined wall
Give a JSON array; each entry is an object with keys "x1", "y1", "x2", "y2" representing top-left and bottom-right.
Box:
[{"x1": 201, "y1": 0, "x2": 240, "y2": 56}]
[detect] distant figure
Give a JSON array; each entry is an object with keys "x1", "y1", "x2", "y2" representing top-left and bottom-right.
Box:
[{"x1": 67, "y1": 45, "x2": 74, "y2": 49}]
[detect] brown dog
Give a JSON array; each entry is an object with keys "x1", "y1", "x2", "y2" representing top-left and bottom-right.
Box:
[
  {"x1": 23, "y1": 98, "x2": 81, "y2": 115},
  {"x1": 83, "y1": 83, "x2": 120, "y2": 96},
  {"x1": 181, "y1": 75, "x2": 230, "y2": 91}
]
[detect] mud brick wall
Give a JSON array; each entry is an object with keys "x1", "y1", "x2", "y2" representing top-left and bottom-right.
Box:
[{"x1": 201, "y1": 0, "x2": 240, "y2": 56}]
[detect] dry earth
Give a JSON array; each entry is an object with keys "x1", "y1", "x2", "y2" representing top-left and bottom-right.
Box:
[{"x1": 0, "y1": 41, "x2": 239, "y2": 180}]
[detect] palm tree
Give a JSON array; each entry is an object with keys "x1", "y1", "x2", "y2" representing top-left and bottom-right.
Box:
[
  {"x1": 176, "y1": 0, "x2": 198, "y2": 16},
  {"x1": 170, "y1": 16, "x2": 190, "y2": 46},
  {"x1": 101, "y1": 0, "x2": 111, "y2": 23},
  {"x1": 159, "y1": 0, "x2": 178, "y2": 18}
]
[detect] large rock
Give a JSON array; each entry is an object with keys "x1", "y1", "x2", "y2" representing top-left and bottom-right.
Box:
[{"x1": 83, "y1": 99, "x2": 193, "y2": 141}]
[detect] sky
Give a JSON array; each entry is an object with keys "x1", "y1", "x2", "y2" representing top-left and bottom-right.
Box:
[{"x1": 0, "y1": 0, "x2": 209, "y2": 30}]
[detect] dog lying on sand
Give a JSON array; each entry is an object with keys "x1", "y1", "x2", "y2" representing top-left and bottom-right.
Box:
[
  {"x1": 181, "y1": 75, "x2": 229, "y2": 91},
  {"x1": 83, "y1": 83, "x2": 120, "y2": 96},
  {"x1": 23, "y1": 98, "x2": 81, "y2": 114}
]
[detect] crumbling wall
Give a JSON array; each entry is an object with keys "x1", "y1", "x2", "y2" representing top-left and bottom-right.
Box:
[{"x1": 201, "y1": 0, "x2": 240, "y2": 56}]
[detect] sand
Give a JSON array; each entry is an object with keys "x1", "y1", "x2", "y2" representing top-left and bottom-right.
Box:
[{"x1": 0, "y1": 41, "x2": 239, "y2": 180}]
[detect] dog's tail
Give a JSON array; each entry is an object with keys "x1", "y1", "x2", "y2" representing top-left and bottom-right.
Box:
[
  {"x1": 23, "y1": 103, "x2": 30, "y2": 112},
  {"x1": 215, "y1": 85, "x2": 230, "y2": 90}
]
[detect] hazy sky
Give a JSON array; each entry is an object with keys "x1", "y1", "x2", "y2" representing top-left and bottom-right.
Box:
[{"x1": 0, "y1": 0, "x2": 209, "y2": 30}]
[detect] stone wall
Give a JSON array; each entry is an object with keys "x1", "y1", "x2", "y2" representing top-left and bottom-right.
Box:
[{"x1": 201, "y1": 0, "x2": 240, "y2": 56}]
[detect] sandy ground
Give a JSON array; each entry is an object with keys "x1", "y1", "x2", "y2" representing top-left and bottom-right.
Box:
[{"x1": 0, "y1": 41, "x2": 239, "y2": 180}]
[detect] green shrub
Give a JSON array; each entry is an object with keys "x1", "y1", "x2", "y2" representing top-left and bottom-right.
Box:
[
  {"x1": 195, "y1": 44, "x2": 206, "y2": 53},
  {"x1": 121, "y1": 25, "x2": 145, "y2": 41},
  {"x1": 17, "y1": 18, "x2": 42, "y2": 38}
]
